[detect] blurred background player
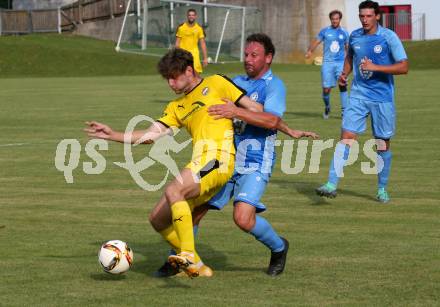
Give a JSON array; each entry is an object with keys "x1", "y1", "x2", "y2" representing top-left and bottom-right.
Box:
[
  {"x1": 155, "y1": 34, "x2": 318, "y2": 278},
  {"x1": 175, "y1": 9, "x2": 208, "y2": 74},
  {"x1": 315, "y1": 0, "x2": 408, "y2": 203},
  {"x1": 305, "y1": 10, "x2": 349, "y2": 119}
]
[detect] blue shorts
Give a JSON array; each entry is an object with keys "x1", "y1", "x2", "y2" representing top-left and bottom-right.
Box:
[
  {"x1": 342, "y1": 98, "x2": 396, "y2": 139},
  {"x1": 321, "y1": 61, "x2": 344, "y2": 88},
  {"x1": 208, "y1": 171, "x2": 269, "y2": 213}
]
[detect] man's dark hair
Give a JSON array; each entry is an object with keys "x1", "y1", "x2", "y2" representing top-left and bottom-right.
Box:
[
  {"x1": 157, "y1": 48, "x2": 194, "y2": 79},
  {"x1": 329, "y1": 9, "x2": 343, "y2": 19},
  {"x1": 359, "y1": 0, "x2": 380, "y2": 15},
  {"x1": 246, "y1": 33, "x2": 275, "y2": 57},
  {"x1": 187, "y1": 8, "x2": 197, "y2": 15}
]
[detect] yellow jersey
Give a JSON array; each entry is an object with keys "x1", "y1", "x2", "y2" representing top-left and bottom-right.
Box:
[
  {"x1": 157, "y1": 74, "x2": 245, "y2": 161},
  {"x1": 176, "y1": 22, "x2": 205, "y2": 73}
]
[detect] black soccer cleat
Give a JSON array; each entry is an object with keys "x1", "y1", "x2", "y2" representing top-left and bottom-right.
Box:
[
  {"x1": 267, "y1": 237, "x2": 289, "y2": 277},
  {"x1": 153, "y1": 261, "x2": 180, "y2": 278}
]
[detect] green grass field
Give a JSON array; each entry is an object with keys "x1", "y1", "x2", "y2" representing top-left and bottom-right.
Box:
[{"x1": 1, "y1": 34, "x2": 439, "y2": 306}]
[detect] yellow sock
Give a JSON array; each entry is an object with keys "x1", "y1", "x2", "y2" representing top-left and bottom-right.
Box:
[
  {"x1": 171, "y1": 201, "x2": 195, "y2": 255},
  {"x1": 159, "y1": 222, "x2": 202, "y2": 263},
  {"x1": 159, "y1": 225, "x2": 180, "y2": 253}
]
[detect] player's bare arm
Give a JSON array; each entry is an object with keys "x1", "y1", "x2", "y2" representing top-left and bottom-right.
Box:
[
  {"x1": 84, "y1": 121, "x2": 172, "y2": 144},
  {"x1": 236, "y1": 94, "x2": 264, "y2": 112},
  {"x1": 200, "y1": 38, "x2": 208, "y2": 67},
  {"x1": 305, "y1": 39, "x2": 321, "y2": 58},
  {"x1": 339, "y1": 55, "x2": 353, "y2": 86},
  {"x1": 208, "y1": 100, "x2": 319, "y2": 139},
  {"x1": 360, "y1": 57, "x2": 409, "y2": 75}
]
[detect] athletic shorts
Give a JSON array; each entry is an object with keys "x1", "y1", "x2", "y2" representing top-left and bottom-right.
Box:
[
  {"x1": 342, "y1": 97, "x2": 396, "y2": 139},
  {"x1": 208, "y1": 170, "x2": 269, "y2": 213},
  {"x1": 321, "y1": 61, "x2": 344, "y2": 88},
  {"x1": 186, "y1": 151, "x2": 235, "y2": 210}
]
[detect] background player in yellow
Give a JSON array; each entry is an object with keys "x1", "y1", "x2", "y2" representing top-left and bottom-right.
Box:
[
  {"x1": 85, "y1": 48, "x2": 266, "y2": 278},
  {"x1": 175, "y1": 9, "x2": 208, "y2": 74}
]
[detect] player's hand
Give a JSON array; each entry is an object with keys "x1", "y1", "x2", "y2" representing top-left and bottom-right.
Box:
[
  {"x1": 305, "y1": 51, "x2": 312, "y2": 59},
  {"x1": 289, "y1": 129, "x2": 319, "y2": 139},
  {"x1": 360, "y1": 56, "x2": 376, "y2": 71},
  {"x1": 203, "y1": 58, "x2": 208, "y2": 67},
  {"x1": 338, "y1": 72, "x2": 348, "y2": 86},
  {"x1": 84, "y1": 121, "x2": 113, "y2": 139},
  {"x1": 208, "y1": 99, "x2": 237, "y2": 119}
]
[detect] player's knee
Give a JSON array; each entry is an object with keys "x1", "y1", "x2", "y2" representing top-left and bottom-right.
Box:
[
  {"x1": 233, "y1": 210, "x2": 254, "y2": 232},
  {"x1": 323, "y1": 88, "x2": 331, "y2": 94},
  {"x1": 164, "y1": 184, "x2": 183, "y2": 204}
]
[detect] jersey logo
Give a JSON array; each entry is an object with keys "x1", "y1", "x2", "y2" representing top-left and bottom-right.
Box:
[
  {"x1": 181, "y1": 101, "x2": 206, "y2": 121},
  {"x1": 374, "y1": 45, "x2": 383, "y2": 54},
  {"x1": 177, "y1": 104, "x2": 184, "y2": 109},
  {"x1": 330, "y1": 40, "x2": 340, "y2": 53},
  {"x1": 250, "y1": 92, "x2": 258, "y2": 101},
  {"x1": 359, "y1": 58, "x2": 373, "y2": 80},
  {"x1": 202, "y1": 87, "x2": 209, "y2": 96},
  {"x1": 339, "y1": 34, "x2": 344, "y2": 39}
]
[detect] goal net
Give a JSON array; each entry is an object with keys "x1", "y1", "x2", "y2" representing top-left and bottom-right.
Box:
[{"x1": 116, "y1": 0, "x2": 262, "y2": 63}]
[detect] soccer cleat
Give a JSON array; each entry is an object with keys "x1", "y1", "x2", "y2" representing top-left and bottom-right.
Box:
[
  {"x1": 168, "y1": 252, "x2": 200, "y2": 278},
  {"x1": 198, "y1": 264, "x2": 214, "y2": 277},
  {"x1": 376, "y1": 188, "x2": 390, "y2": 203},
  {"x1": 323, "y1": 107, "x2": 331, "y2": 119},
  {"x1": 315, "y1": 182, "x2": 337, "y2": 198},
  {"x1": 267, "y1": 237, "x2": 289, "y2": 276},
  {"x1": 153, "y1": 261, "x2": 180, "y2": 278},
  {"x1": 175, "y1": 263, "x2": 213, "y2": 278}
]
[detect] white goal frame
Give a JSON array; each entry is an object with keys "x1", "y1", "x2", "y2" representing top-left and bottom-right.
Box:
[{"x1": 115, "y1": 0, "x2": 257, "y2": 63}]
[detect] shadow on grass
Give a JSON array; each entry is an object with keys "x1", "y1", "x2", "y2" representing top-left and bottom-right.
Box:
[
  {"x1": 90, "y1": 273, "x2": 127, "y2": 281},
  {"x1": 270, "y1": 179, "x2": 330, "y2": 206},
  {"x1": 338, "y1": 188, "x2": 377, "y2": 202}
]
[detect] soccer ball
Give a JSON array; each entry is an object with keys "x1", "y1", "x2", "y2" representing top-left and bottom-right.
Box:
[{"x1": 98, "y1": 240, "x2": 133, "y2": 274}]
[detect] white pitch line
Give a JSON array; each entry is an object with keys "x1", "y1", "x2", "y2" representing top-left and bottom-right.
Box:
[{"x1": 0, "y1": 143, "x2": 31, "y2": 147}]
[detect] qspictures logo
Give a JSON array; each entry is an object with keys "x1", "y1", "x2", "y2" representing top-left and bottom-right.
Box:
[{"x1": 54, "y1": 115, "x2": 385, "y2": 191}]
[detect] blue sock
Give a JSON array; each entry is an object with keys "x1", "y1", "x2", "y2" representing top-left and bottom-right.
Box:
[
  {"x1": 328, "y1": 142, "x2": 350, "y2": 187},
  {"x1": 250, "y1": 215, "x2": 285, "y2": 252},
  {"x1": 168, "y1": 225, "x2": 199, "y2": 256},
  {"x1": 377, "y1": 150, "x2": 392, "y2": 189},
  {"x1": 322, "y1": 93, "x2": 330, "y2": 108},
  {"x1": 340, "y1": 91, "x2": 348, "y2": 115}
]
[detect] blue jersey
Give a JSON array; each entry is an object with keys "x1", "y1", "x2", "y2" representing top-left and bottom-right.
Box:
[
  {"x1": 317, "y1": 26, "x2": 349, "y2": 62},
  {"x1": 349, "y1": 26, "x2": 407, "y2": 103},
  {"x1": 232, "y1": 69, "x2": 286, "y2": 175}
]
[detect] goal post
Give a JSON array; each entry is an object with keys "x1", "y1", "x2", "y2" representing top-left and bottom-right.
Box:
[{"x1": 116, "y1": 0, "x2": 262, "y2": 63}]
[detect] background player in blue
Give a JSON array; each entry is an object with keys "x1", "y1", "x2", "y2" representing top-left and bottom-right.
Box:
[
  {"x1": 316, "y1": 0, "x2": 408, "y2": 203},
  {"x1": 155, "y1": 33, "x2": 318, "y2": 277},
  {"x1": 305, "y1": 10, "x2": 349, "y2": 119}
]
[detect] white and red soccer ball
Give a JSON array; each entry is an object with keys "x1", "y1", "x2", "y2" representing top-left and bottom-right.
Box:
[{"x1": 98, "y1": 240, "x2": 133, "y2": 274}]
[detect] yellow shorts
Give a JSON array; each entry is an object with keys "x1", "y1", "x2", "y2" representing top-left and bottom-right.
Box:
[
  {"x1": 186, "y1": 151, "x2": 234, "y2": 210},
  {"x1": 191, "y1": 50, "x2": 203, "y2": 73}
]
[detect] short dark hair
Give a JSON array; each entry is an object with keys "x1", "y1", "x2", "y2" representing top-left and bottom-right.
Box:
[
  {"x1": 187, "y1": 8, "x2": 197, "y2": 15},
  {"x1": 329, "y1": 9, "x2": 342, "y2": 19},
  {"x1": 157, "y1": 48, "x2": 194, "y2": 79},
  {"x1": 246, "y1": 33, "x2": 275, "y2": 57},
  {"x1": 359, "y1": 0, "x2": 380, "y2": 15}
]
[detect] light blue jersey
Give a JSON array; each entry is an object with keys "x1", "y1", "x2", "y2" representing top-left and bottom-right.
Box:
[
  {"x1": 317, "y1": 26, "x2": 349, "y2": 62},
  {"x1": 232, "y1": 69, "x2": 286, "y2": 175},
  {"x1": 349, "y1": 26, "x2": 407, "y2": 103}
]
